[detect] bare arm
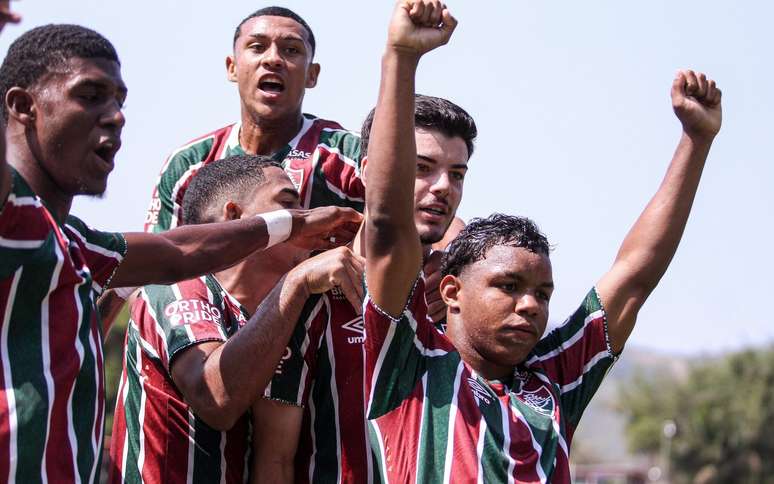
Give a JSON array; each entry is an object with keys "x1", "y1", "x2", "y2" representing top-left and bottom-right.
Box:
[
  {"x1": 596, "y1": 70, "x2": 722, "y2": 353},
  {"x1": 365, "y1": 0, "x2": 457, "y2": 316},
  {"x1": 111, "y1": 206, "x2": 361, "y2": 288},
  {"x1": 250, "y1": 399, "x2": 303, "y2": 484},
  {"x1": 171, "y1": 247, "x2": 364, "y2": 430}
]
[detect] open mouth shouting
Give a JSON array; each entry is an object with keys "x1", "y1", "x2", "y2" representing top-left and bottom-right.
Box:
[
  {"x1": 258, "y1": 74, "x2": 285, "y2": 96},
  {"x1": 94, "y1": 137, "x2": 121, "y2": 169},
  {"x1": 418, "y1": 202, "x2": 448, "y2": 223}
]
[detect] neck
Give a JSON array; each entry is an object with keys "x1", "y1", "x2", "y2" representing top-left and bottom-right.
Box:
[
  {"x1": 445, "y1": 316, "x2": 513, "y2": 381},
  {"x1": 214, "y1": 253, "x2": 287, "y2": 313},
  {"x1": 6, "y1": 129, "x2": 73, "y2": 222},
  {"x1": 239, "y1": 107, "x2": 304, "y2": 155}
]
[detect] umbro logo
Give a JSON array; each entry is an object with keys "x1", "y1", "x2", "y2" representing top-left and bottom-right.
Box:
[
  {"x1": 467, "y1": 378, "x2": 492, "y2": 406},
  {"x1": 341, "y1": 316, "x2": 365, "y2": 344}
]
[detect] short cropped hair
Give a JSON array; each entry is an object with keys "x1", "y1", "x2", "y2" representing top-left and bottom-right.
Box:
[
  {"x1": 441, "y1": 213, "x2": 551, "y2": 277},
  {"x1": 0, "y1": 24, "x2": 120, "y2": 118},
  {"x1": 233, "y1": 6, "x2": 316, "y2": 57},
  {"x1": 360, "y1": 94, "x2": 478, "y2": 160},
  {"x1": 182, "y1": 154, "x2": 283, "y2": 226}
]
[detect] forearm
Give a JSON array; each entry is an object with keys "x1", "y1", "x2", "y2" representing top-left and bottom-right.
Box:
[
  {"x1": 613, "y1": 132, "x2": 712, "y2": 292},
  {"x1": 190, "y1": 274, "x2": 310, "y2": 429},
  {"x1": 112, "y1": 215, "x2": 275, "y2": 287},
  {"x1": 365, "y1": 50, "x2": 422, "y2": 250}
]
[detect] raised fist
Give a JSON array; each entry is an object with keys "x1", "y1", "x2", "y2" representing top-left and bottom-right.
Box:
[
  {"x1": 387, "y1": 0, "x2": 457, "y2": 57},
  {"x1": 672, "y1": 70, "x2": 722, "y2": 141}
]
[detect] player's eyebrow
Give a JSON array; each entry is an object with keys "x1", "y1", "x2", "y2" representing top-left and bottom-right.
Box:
[
  {"x1": 417, "y1": 155, "x2": 468, "y2": 171},
  {"x1": 497, "y1": 270, "x2": 554, "y2": 290}
]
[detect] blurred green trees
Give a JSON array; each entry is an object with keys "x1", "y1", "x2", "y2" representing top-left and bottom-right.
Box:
[{"x1": 619, "y1": 346, "x2": 774, "y2": 483}]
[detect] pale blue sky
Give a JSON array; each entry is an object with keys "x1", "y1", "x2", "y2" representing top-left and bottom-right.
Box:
[{"x1": 3, "y1": 1, "x2": 771, "y2": 354}]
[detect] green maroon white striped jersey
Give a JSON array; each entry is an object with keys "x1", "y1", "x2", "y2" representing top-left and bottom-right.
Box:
[
  {"x1": 363, "y1": 277, "x2": 618, "y2": 484},
  {"x1": 0, "y1": 168, "x2": 126, "y2": 483},
  {"x1": 109, "y1": 275, "x2": 251, "y2": 484},
  {"x1": 144, "y1": 114, "x2": 364, "y2": 232},
  {"x1": 263, "y1": 286, "x2": 371, "y2": 484}
]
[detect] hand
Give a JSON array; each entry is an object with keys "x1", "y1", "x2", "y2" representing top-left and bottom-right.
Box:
[
  {"x1": 423, "y1": 250, "x2": 446, "y2": 324},
  {"x1": 0, "y1": 1, "x2": 21, "y2": 34},
  {"x1": 288, "y1": 246, "x2": 366, "y2": 313},
  {"x1": 288, "y1": 207, "x2": 363, "y2": 251},
  {"x1": 672, "y1": 70, "x2": 722, "y2": 142},
  {"x1": 387, "y1": 0, "x2": 457, "y2": 57}
]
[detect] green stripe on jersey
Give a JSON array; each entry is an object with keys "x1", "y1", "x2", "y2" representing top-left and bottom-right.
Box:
[
  {"x1": 309, "y1": 341, "x2": 339, "y2": 483},
  {"x1": 191, "y1": 418, "x2": 223, "y2": 484},
  {"x1": 476, "y1": 383, "x2": 509, "y2": 484},
  {"x1": 416, "y1": 354, "x2": 462, "y2": 482},
  {"x1": 317, "y1": 129, "x2": 362, "y2": 162},
  {"x1": 122, "y1": 325, "x2": 144, "y2": 484}
]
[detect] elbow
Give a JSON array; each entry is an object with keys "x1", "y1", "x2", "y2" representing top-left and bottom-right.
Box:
[
  {"x1": 194, "y1": 399, "x2": 243, "y2": 432},
  {"x1": 366, "y1": 213, "x2": 410, "y2": 252}
]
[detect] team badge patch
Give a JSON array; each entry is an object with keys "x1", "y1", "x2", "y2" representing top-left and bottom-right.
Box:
[
  {"x1": 520, "y1": 384, "x2": 556, "y2": 417},
  {"x1": 284, "y1": 167, "x2": 305, "y2": 192}
]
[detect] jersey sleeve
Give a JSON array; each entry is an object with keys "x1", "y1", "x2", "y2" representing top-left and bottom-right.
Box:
[
  {"x1": 144, "y1": 139, "x2": 215, "y2": 233},
  {"x1": 0, "y1": 181, "x2": 52, "y2": 278},
  {"x1": 138, "y1": 279, "x2": 228, "y2": 373},
  {"x1": 262, "y1": 295, "x2": 326, "y2": 406},
  {"x1": 525, "y1": 287, "x2": 618, "y2": 429},
  {"x1": 64, "y1": 216, "x2": 127, "y2": 296},
  {"x1": 363, "y1": 276, "x2": 456, "y2": 420},
  {"x1": 311, "y1": 128, "x2": 365, "y2": 211}
]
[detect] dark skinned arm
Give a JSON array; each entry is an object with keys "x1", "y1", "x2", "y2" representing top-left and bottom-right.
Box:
[
  {"x1": 596, "y1": 70, "x2": 722, "y2": 353},
  {"x1": 110, "y1": 206, "x2": 361, "y2": 288}
]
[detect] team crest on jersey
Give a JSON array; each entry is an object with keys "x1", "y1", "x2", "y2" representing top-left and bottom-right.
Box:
[
  {"x1": 284, "y1": 167, "x2": 305, "y2": 192},
  {"x1": 341, "y1": 316, "x2": 365, "y2": 344},
  {"x1": 520, "y1": 385, "x2": 556, "y2": 417}
]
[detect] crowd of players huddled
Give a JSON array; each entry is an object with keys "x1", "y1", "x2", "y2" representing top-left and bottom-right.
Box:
[{"x1": 0, "y1": 1, "x2": 723, "y2": 483}]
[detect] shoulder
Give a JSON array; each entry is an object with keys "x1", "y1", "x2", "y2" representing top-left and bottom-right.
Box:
[
  {"x1": 64, "y1": 215, "x2": 127, "y2": 258},
  {"x1": 160, "y1": 123, "x2": 239, "y2": 174}
]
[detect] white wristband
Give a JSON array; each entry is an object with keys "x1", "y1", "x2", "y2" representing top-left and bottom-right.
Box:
[{"x1": 261, "y1": 210, "x2": 293, "y2": 248}]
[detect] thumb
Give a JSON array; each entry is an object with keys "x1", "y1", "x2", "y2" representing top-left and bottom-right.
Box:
[{"x1": 671, "y1": 71, "x2": 687, "y2": 105}]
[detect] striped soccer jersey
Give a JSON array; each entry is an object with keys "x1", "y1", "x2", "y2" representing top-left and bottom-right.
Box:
[
  {"x1": 0, "y1": 168, "x2": 126, "y2": 483},
  {"x1": 144, "y1": 114, "x2": 364, "y2": 232},
  {"x1": 265, "y1": 287, "x2": 371, "y2": 484},
  {"x1": 363, "y1": 278, "x2": 618, "y2": 484},
  {"x1": 109, "y1": 275, "x2": 251, "y2": 484}
]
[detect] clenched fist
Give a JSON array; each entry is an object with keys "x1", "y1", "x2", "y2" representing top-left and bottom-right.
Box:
[
  {"x1": 672, "y1": 70, "x2": 722, "y2": 141},
  {"x1": 387, "y1": 0, "x2": 457, "y2": 58}
]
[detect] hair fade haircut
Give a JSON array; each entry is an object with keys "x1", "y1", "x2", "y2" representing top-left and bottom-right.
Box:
[
  {"x1": 0, "y1": 24, "x2": 120, "y2": 118},
  {"x1": 441, "y1": 213, "x2": 551, "y2": 277},
  {"x1": 182, "y1": 154, "x2": 284, "y2": 226},
  {"x1": 360, "y1": 94, "x2": 477, "y2": 161},
  {"x1": 233, "y1": 6, "x2": 316, "y2": 57}
]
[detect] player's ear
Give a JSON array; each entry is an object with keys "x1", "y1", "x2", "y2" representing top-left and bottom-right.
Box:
[
  {"x1": 360, "y1": 156, "x2": 368, "y2": 186},
  {"x1": 306, "y1": 62, "x2": 320, "y2": 88},
  {"x1": 6, "y1": 87, "x2": 36, "y2": 126},
  {"x1": 222, "y1": 200, "x2": 243, "y2": 221},
  {"x1": 226, "y1": 55, "x2": 238, "y2": 83},
  {"x1": 440, "y1": 274, "x2": 461, "y2": 314}
]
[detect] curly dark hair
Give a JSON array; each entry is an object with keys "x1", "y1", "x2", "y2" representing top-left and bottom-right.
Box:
[
  {"x1": 182, "y1": 154, "x2": 284, "y2": 226},
  {"x1": 441, "y1": 213, "x2": 551, "y2": 277},
  {"x1": 360, "y1": 94, "x2": 477, "y2": 161},
  {"x1": 233, "y1": 6, "x2": 316, "y2": 57},
  {"x1": 0, "y1": 24, "x2": 119, "y2": 118}
]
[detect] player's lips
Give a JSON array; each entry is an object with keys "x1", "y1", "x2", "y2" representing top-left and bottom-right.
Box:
[
  {"x1": 417, "y1": 202, "x2": 449, "y2": 222},
  {"x1": 501, "y1": 322, "x2": 537, "y2": 338},
  {"x1": 93, "y1": 138, "x2": 120, "y2": 169},
  {"x1": 258, "y1": 74, "x2": 285, "y2": 95}
]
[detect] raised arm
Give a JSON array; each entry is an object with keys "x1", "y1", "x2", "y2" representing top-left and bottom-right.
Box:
[
  {"x1": 365, "y1": 0, "x2": 456, "y2": 316},
  {"x1": 171, "y1": 246, "x2": 365, "y2": 430},
  {"x1": 110, "y1": 206, "x2": 361, "y2": 288},
  {"x1": 596, "y1": 70, "x2": 722, "y2": 353}
]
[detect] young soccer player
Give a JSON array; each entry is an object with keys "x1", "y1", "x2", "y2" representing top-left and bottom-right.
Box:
[{"x1": 361, "y1": 1, "x2": 722, "y2": 482}]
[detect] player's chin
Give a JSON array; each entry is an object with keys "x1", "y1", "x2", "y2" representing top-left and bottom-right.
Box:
[{"x1": 417, "y1": 223, "x2": 447, "y2": 246}]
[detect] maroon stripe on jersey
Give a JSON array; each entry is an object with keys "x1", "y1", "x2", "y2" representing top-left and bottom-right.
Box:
[
  {"x1": 551, "y1": 448, "x2": 571, "y2": 483},
  {"x1": 108, "y1": 366, "x2": 128, "y2": 483},
  {"x1": 44, "y1": 241, "x2": 80, "y2": 482},
  {"x1": 504, "y1": 398, "x2": 544, "y2": 483},
  {"x1": 91, "y1": 312, "x2": 105, "y2": 474},
  {"x1": 64, "y1": 226, "x2": 122, "y2": 289},
  {"x1": 0, "y1": 202, "x2": 51, "y2": 243},
  {"x1": 376, "y1": 381, "x2": 425, "y2": 483},
  {"x1": 317, "y1": 146, "x2": 364, "y2": 199},
  {"x1": 174, "y1": 280, "x2": 225, "y2": 342},
  {"x1": 133, "y1": 298, "x2": 169, "y2": 366},
  {"x1": 535, "y1": 317, "x2": 607, "y2": 386},
  {"x1": 449, "y1": 366, "x2": 484, "y2": 482}
]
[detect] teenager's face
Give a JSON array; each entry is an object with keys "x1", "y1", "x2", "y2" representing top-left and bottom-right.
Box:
[
  {"x1": 27, "y1": 57, "x2": 126, "y2": 196},
  {"x1": 413, "y1": 128, "x2": 468, "y2": 245},
  {"x1": 228, "y1": 15, "x2": 319, "y2": 123},
  {"x1": 442, "y1": 245, "x2": 553, "y2": 371},
  {"x1": 241, "y1": 166, "x2": 307, "y2": 269}
]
